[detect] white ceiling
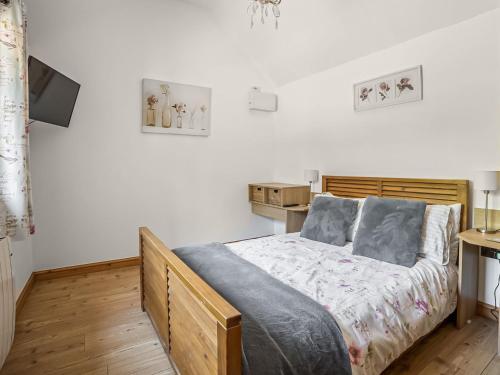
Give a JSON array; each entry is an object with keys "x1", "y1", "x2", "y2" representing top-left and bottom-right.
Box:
[{"x1": 181, "y1": 0, "x2": 500, "y2": 86}]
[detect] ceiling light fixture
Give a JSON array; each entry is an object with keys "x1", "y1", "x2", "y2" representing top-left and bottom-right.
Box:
[{"x1": 248, "y1": 0, "x2": 281, "y2": 29}]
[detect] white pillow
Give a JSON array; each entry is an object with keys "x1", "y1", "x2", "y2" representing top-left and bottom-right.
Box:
[
  {"x1": 448, "y1": 204, "x2": 462, "y2": 265},
  {"x1": 419, "y1": 205, "x2": 453, "y2": 265},
  {"x1": 349, "y1": 198, "x2": 365, "y2": 242}
]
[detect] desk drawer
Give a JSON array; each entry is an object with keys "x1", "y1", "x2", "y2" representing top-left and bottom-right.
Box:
[
  {"x1": 250, "y1": 186, "x2": 265, "y2": 203},
  {"x1": 267, "y1": 189, "x2": 282, "y2": 206},
  {"x1": 251, "y1": 203, "x2": 286, "y2": 221}
]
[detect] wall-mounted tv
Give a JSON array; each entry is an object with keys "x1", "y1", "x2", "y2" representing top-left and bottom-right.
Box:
[{"x1": 28, "y1": 56, "x2": 80, "y2": 128}]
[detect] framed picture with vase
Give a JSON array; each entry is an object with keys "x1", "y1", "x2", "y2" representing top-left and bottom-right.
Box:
[{"x1": 142, "y1": 78, "x2": 211, "y2": 136}]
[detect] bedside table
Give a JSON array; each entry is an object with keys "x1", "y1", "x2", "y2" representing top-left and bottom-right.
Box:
[
  {"x1": 458, "y1": 229, "x2": 500, "y2": 354},
  {"x1": 251, "y1": 202, "x2": 309, "y2": 233},
  {"x1": 249, "y1": 182, "x2": 311, "y2": 233}
]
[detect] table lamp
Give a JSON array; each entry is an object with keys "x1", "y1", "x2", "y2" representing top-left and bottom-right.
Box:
[
  {"x1": 304, "y1": 169, "x2": 319, "y2": 191},
  {"x1": 475, "y1": 171, "x2": 498, "y2": 234}
]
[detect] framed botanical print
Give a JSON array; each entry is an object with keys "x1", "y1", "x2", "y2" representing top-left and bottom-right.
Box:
[{"x1": 354, "y1": 66, "x2": 423, "y2": 111}]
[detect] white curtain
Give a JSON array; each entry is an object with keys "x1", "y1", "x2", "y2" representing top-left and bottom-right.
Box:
[{"x1": 0, "y1": 0, "x2": 34, "y2": 239}]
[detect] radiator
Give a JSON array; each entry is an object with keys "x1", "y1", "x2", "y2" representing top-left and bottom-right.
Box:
[{"x1": 0, "y1": 238, "x2": 14, "y2": 367}]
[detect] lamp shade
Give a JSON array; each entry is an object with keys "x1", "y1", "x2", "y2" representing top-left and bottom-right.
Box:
[
  {"x1": 475, "y1": 171, "x2": 498, "y2": 192},
  {"x1": 304, "y1": 169, "x2": 319, "y2": 184}
]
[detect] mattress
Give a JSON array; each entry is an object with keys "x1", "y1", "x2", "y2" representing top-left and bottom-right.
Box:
[{"x1": 226, "y1": 233, "x2": 458, "y2": 375}]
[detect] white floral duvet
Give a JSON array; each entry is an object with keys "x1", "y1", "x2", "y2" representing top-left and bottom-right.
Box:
[{"x1": 226, "y1": 233, "x2": 457, "y2": 375}]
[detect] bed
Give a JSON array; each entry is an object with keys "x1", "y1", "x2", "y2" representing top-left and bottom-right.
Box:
[{"x1": 139, "y1": 176, "x2": 469, "y2": 375}]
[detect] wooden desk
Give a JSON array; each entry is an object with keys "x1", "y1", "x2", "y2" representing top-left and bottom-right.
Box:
[
  {"x1": 458, "y1": 229, "x2": 500, "y2": 354},
  {"x1": 251, "y1": 202, "x2": 309, "y2": 233}
]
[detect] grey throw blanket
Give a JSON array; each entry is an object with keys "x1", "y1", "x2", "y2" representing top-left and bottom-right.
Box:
[{"x1": 173, "y1": 243, "x2": 352, "y2": 375}]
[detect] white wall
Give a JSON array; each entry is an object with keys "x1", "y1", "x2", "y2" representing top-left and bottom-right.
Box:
[
  {"x1": 25, "y1": 0, "x2": 276, "y2": 270},
  {"x1": 274, "y1": 10, "x2": 500, "y2": 305}
]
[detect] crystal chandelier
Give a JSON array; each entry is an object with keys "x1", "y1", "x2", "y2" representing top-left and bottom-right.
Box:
[{"x1": 248, "y1": 0, "x2": 282, "y2": 29}]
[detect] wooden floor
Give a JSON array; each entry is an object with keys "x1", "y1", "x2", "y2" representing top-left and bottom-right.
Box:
[
  {"x1": 0, "y1": 266, "x2": 174, "y2": 375},
  {"x1": 383, "y1": 317, "x2": 499, "y2": 375},
  {"x1": 1, "y1": 266, "x2": 498, "y2": 375}
]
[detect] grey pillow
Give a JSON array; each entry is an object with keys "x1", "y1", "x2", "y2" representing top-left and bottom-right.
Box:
[
  {"x1": 353, "y1": 196, "x2": 426, "y2": 267},
  {"x1": 300, "y1": 196, "x2": 358, "y2": 246}
]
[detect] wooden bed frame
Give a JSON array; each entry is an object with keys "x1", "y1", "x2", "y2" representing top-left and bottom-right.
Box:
[{"x1": 140, "y1": 176, "x2": 470, "y2": 375}]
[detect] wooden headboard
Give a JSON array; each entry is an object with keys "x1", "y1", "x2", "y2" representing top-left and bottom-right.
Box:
[{"x1": 322, "y1": 176, "x2": 470, "y2": 231}]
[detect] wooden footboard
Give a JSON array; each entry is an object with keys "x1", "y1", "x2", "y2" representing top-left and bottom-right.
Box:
[{"x1": 139, "y1": 227, "x2": 242, "y2": 375}]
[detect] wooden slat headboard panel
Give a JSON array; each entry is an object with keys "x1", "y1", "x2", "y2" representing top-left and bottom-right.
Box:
[{"x1": 322, "y1": 176, "x2": 470, "y2": 231}]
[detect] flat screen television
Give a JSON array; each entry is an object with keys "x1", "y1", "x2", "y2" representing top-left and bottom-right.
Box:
[{"x1": 28, "y1": 56, "x2": 80, "y2": 128}]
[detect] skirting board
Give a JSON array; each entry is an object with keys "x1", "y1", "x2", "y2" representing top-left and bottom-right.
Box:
[
  {"x1": 33, "y1": 257, "x2": 141, "y2": 281},
  {"x1": 477, "y1": 301, "x2": 500, "y2": 321},
  {"x1": 15, "y1": 273, "x2": 35, "y2": 318}
]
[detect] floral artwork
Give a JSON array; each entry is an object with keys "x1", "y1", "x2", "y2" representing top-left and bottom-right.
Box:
[
  {"x1": 172, "y1": 102, "x2": 187, "y2": 129},
  {"x1": 146, "y1": 95, "x2": 158, "y2": 110},
  {"x1": 142, "y1": 78, "x2": 211, "y2": 136},
  {"x1": 396, "y1": 77, "x2": 414, "y2": 94},
  {"x1": 354, "y1": 66, "x2": 422, "y2": 111},
  {"x1": 356, "y1": 85, "x2": 375, "y2": 109},
  {"x1": 145, "y1": 95, "x2": 158, "y2": 126},
  {"x1": 377, "y1": 81, "x2": 391, "y2": 101},
  {"x1": 172, "y1": 102, "x2": 186, "y2": 114},
  {"x1": 359, "y1": 87, "x2": 373, "y2": 102}
]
